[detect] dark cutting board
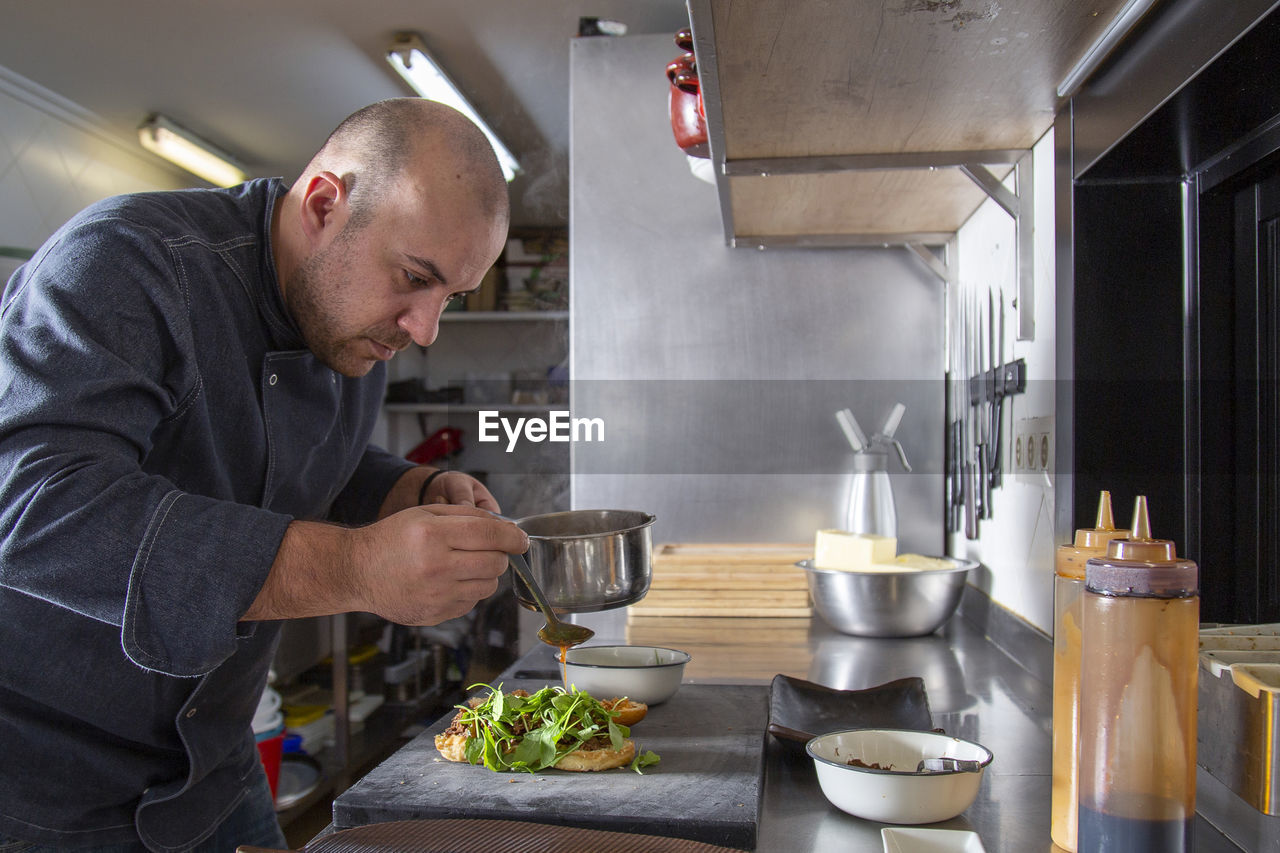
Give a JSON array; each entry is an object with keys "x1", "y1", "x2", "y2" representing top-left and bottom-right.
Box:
[{"x1": 332, "y1": 682, "x2": 769, "y2": 849}]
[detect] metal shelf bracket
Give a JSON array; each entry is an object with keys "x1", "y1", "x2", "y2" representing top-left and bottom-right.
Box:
[
  {"x1": 710, "y1": 145, "x2": 1035, "y2": 340},
  {"x1": 959, "y1": 152, "x2": 1035, "y2": 342},
  {"x1": 905, "y1": 240, "x2": 953, "y2": 286}
]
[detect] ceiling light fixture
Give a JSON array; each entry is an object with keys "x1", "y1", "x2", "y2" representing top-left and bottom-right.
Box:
[
  {"x1": 386, "y1": 32, "x2": 521, "y2": 182},
  {"x1": 138, "y1": 114, "x2": 248, "y2": 187}
]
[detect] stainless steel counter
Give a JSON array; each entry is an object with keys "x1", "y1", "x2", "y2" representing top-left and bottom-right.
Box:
[{"x1": 331, "y1": 588, "x2": 1246, "y2": 852}]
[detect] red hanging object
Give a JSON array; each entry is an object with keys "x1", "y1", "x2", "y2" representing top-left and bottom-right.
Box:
[
  {"x1": 406, "y1": 426, "x2": 464, "y2": 465},
  {"x1": 667, "y1": 29, "x2": 708, "y2": 159}
]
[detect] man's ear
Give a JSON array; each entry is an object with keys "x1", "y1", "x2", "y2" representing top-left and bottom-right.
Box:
[{"x1": 298, "y1": 170, "x2": 350, "y2": 247}]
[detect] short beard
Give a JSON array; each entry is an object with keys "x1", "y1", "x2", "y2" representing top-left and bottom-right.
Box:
[{"x1": 285, "y1": 227, "x2": 402, "y2": 377}]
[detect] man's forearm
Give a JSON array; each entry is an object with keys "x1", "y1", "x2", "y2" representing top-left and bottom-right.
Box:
[{"x1": 241, "y1": 520, "x2": 365, "y2": 621}]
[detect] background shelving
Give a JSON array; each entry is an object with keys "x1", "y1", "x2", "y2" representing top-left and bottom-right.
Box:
[{"x1": 374, "y1": 227, "x2": 571, "y2": 520}]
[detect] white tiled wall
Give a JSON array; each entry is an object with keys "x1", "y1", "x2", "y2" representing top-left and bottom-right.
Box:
[{"x1": 0, "y1": 64, "x2": 187, "y2": 281}]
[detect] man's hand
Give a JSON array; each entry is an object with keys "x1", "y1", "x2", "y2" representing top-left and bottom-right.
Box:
[
  {"x1": 351, "y1": 504, "x2": 524, "y2": 624},
  {"x1": 243, "y1": 504, "x2": 527, "y2": 624},
  {"x1": 378, "y1": 467, "x2": 500, "y2": 518},
  {"x1": 421, "y1": 470, "x2": 499, "y2": 511}
]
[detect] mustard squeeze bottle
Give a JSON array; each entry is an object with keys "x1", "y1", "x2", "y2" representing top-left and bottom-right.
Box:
[
  {"x1": 1050, "y1": 491, "x2": 1128, "y2": 851},
  {"x1": 1077, "y1": 496, "x2": 1199, "y2": 852}
]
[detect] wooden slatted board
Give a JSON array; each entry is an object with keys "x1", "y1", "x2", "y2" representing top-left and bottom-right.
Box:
[
  {"x1": 627, "y1": 616, "x2": 815, "y2": 682},
  {"x1": 628, "y1": 543, "x2": 813, "y2": 619}
]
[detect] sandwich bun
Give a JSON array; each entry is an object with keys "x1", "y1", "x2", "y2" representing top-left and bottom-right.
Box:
[
  {"x1": 434, "y1": 730, "x2": 636, "y2": 772},
  {"x1": 553, "y1": 738, "x2": 636, "y2": 771},
  {"x1": 602, "y1": 697, "x2": 647, "y2": 726},
  {"x1": 434, "y1": 732, "x2": 469, "y2": 763}
]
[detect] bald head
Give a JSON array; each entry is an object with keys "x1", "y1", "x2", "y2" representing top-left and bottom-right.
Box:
[
  {"x1": 270, "y1": 98, "x2": 512, "y2": 376},
  {"x1": 302, "y1": 98, "x2": 509, "y2": 232}
]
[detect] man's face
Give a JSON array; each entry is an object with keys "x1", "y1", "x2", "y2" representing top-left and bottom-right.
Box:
[{"x1": 286, "y1": 180, "x2": 505, "y2": 377}]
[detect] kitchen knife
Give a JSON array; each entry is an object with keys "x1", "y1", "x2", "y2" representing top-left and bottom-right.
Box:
[
  {"x1": 949, "y1": 285, "x2": 966, "y2": 533},
  {"x1": 973, "y1": 286, "x2": 988, "y2": 522},
  {"x1": 963, "y1": 285, "x2": 978, "y2": 540},
  {"x1": 981, "y1": 286, "x2": 994, "y2": 518},
  {"x1": 991, "y1": 286, "x2": 1006, "y2": 489},
  {"x1": 946, "y1": 284, "x2": 960, "y2": 532}
]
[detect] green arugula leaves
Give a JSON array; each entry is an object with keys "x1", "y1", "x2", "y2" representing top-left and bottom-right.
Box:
[
  {"x1": 451, "y1": 683, "x2": 659, "y2": 774},
  {"x1": 630, "y1": 749, "x2": 661, "y2": 774}
]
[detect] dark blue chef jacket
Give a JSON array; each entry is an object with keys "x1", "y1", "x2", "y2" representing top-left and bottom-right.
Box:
[{"x1": 0, "y1": 178, "x2": 413, "y2": 850}]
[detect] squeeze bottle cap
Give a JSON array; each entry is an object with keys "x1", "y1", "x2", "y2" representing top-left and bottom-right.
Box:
[
  {"x1": 1088, "y1": 495, "x2": 1198, "y2": 597},
  {"x1": 1073, "y1": 490, "x2": 1128, "y2": 549},
  {"x1": 1106, "y1": 495, "x2": 1177, "y2": 561},
  {"x1": 1055, "y1": 490, "x2": 1130, "y2": 580}
]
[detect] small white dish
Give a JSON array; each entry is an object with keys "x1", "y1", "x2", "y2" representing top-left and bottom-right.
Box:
[
  {"x1": 562, "y1": 644, "x2": 690, "y2": 705},
  {"x1": 881, "y1": 827, "x2": 987, "y2": 853},
  {"x1": 807, "y1": 728, "x2": 992, "y2": 824}
]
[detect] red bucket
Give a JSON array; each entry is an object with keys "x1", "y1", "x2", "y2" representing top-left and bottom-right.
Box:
[{"x1": 255, "y1": 730, "x2": 284, "y2": 799}]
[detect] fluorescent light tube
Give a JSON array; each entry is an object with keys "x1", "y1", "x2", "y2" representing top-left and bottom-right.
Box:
[
  {"x1": 138, "y1": 115, "x2": 247, "y2": 187},
  {"x1": 387, "y1": 33, "x2": 521, "y2": 182}
]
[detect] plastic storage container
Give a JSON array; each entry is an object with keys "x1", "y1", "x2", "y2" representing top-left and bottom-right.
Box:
[
  {"x1": 283, "y1": 703, "x2": 334, "y2": 754},
  {"x1": 1078, "y1": 497, "x2": 1199, "y2": 852},
  {"x1": 254, "y1": 730, "x2": 284, "y2": 800},
  {"x1": 1197, "y1": 624, "x2": 1280, "y2": 815},
  {"x1": 252, "y1": 686, "x2": 284, "y2": 800},
  {"x1": 1050, "y1": 491, "x2": 1128, "y2": 851}
]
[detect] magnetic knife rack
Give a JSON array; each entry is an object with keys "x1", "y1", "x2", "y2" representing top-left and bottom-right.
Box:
[
  {"x1": 947, "y1": 357, "x2": 1028, "y2": 538},
  {"x1": 968, "y1": 358, "x2": 1027, "y2": 408}
]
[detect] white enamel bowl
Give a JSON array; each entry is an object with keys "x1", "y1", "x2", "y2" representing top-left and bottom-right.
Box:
[
  {"x1": 562, "y1": 644, "x2": 690, "y2": 705},
  {"x1": 806, "y1": 728, "x2": 992, "y2": 824}
]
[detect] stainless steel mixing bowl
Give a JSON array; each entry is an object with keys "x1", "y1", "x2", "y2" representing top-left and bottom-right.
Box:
[
  {"x1": 797, "y1": 557, "x2": 977, "y2": 637},
  {"x1": 515, "y1": 509, "x2": 655, "y2": 613}
]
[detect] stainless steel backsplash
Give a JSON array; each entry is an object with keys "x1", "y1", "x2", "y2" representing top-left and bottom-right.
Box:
[{"x1": 568, "y1": 34, "x2": 945, "y2": 555}]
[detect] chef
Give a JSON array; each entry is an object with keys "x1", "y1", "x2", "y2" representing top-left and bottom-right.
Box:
[{"x1": 0, "y1": 98, "x2": 528, "y2": 851}]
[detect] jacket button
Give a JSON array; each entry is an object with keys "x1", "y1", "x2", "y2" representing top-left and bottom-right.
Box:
[
  {"x1": 185, "y1": 707, "x2": 198, "y2": 718},
  {"x1": 268, "y1": 374, "x2": 278, "y2": 386}
]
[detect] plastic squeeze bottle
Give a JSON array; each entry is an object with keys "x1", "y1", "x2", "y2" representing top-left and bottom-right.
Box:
[
  {"x1": 1050, "y1": 491, "x2": 1128, "y2": 851},
  {"x1": 1077, "y1": 496, "x2": 1199, "y2": 853}
]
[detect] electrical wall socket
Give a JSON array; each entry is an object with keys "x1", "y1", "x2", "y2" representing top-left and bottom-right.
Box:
[{"x1": 1014, "y1": 415, "x2": 1053, "y2": 480}]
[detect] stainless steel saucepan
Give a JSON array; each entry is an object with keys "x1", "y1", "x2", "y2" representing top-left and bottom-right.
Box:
[{"x1": 513, "y1": 509, "x2": 655, "y2": 614}]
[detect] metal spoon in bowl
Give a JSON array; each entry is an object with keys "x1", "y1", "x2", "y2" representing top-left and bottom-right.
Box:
[
  {"x1": 508, "y1": 551, "x2": 594, "y2": 649},
  {"x1": 916, "y1": 757, "x2": 984, "y2": 774}
]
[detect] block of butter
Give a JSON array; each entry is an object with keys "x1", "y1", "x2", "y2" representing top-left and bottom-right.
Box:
[
  {"x1": 814, "y1": 529, "x2": 897, "y2": 570},
  {"x1": 892, "y1": 553, "x2": 954, "y2": 571},
  {"x1": 856, "y1": 554, "x2": 953, "y2": 572}
]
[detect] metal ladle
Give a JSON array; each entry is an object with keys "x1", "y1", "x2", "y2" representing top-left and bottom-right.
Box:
[{"x1": 508, "y1": 551, "x2": 594, "y2": 649}]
